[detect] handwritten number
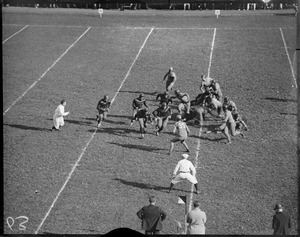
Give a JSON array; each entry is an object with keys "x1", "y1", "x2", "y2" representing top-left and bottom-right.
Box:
[
  {"x1": 6, "y1": 216, "x2": 28, "y2": 231},
  {"x1": 6, "y1": 217, "x2": 14, "y2": 230},
  {"x1": 16, "y1": 216, "x2": 29, "y2": 230}
]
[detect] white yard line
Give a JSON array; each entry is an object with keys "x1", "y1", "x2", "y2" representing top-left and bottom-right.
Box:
[
  {"x1": 34, "y1": 27, "x2": 154, "y2": 235},
  {"x1": 188, "y1": 28, "x2": 217, "y2": 213},
  {"x1": 3, "y1": 27, "x2": 91, "y2": 116},
  {"x1": 2, "y1": 25, "x2": 28, "y2": 44},
  {"x1": 279, "y1": 28, "x2": 297, "y2": 88}
]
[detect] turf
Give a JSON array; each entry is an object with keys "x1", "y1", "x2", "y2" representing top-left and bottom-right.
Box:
[{"x1": 2, "y1": 7, "x2": 298, "y2": 235}]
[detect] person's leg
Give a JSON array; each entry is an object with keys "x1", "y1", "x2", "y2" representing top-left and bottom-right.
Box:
[
  {"x1": 223, "y1": 126, "x2": 231, "y2": 144},
  {"x1": 138, "y1": 118, "x2": 145, "y2": 138},
  {"x1": 130, "y1": 109, "x2": 137, "y2": 125},
  {"x1": 181, "y1": 140, "x2": 190, "y2": 152}
]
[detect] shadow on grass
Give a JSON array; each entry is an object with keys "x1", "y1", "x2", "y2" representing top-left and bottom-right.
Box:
[
  {"x1": 264, "y1": 97, "x2": 297, "y2": 103},
  {"x1": 109, "y1": 142, "x2": 165, "y2": 153},
  {"x1": 115, "y1": 178, "x2": 192, "y2": 193},
  {"x1": 46, "y1": 118, "x2": 93, "y2": 127},
  {"x1": 119, "y1": 90, "x2": 158, "y2": 96},
  {"x1": 4, "y1": 123, "x2": 50, "y2": 131},
  {"x1": 115, "y1": 178, "x2": 167, "y2": 192},
  {"x1": 89, "y1": 127, "x2": 136, "y2": 137}
]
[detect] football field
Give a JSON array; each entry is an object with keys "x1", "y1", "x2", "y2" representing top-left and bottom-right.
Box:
[{"x1": 3, "y1": 7, "x2": 298, "y2": 235}]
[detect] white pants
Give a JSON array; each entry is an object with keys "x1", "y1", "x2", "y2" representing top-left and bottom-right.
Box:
[
  {"x1": 53, "y1": 115, "x2": 64, "y2": 129},
  {"x1": 171, "y1": 172, "x2": 197, "y2": 184}
]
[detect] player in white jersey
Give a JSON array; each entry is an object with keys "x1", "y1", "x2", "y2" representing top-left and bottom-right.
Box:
[
  {"x1": 169, "y1": 115, "x2": 191, "y2": 155},
  {"x1": 51, "y1": 99, "x2": 70, "y2": 131}
]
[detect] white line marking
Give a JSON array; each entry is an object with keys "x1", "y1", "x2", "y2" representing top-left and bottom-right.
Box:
[
  {"x1": 34, "y1": 27, "x2": 154, "y2": 235},
  {"x1": 279, "y1": 28, "x2": 297, "y2": 88},
  {"x1": 2, "y1": 23, "x2": 295, "y2": 30},
  {"x1": 3, "y1": 27, "x2": 91, "y2": 116},
  {"x1": 188, "y1": 28, "x2": 217, "y2": 212},
  {"x1": 2, "y1": 25, "x2": 28, "y2": 44}
]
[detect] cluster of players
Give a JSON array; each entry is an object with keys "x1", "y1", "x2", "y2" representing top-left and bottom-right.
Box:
[{"x1": 96, "y1": 66, "x2": 248, "y2": 153}]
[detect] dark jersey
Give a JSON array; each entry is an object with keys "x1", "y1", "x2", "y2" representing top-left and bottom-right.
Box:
[
  {"x1": 156, "y1": 93, "x2": 172, "y2": 105},
  {"x1": 153, "y1": 106, "x2": 172, "y2": 118},
  {"x1": 135, "y1": 109, "x2": 149, "y2": 119},
  {"x1": 132, "y1": 98, "x2": 147, "y2": 109},
  {"x1": 97, "y1": 99, "x2": 110, "y2": 111}
]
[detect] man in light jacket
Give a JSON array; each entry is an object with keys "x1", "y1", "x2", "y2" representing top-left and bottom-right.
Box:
[{"x1": 186, "y1": 200, "x2": 206, "y2": 234}]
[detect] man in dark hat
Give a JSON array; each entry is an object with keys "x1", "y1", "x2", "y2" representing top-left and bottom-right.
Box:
[
  {"x1": 272, "y1": 203, "x2": 292, "y2": 235},
  {"x1": 137, "y1": 196, "x2": 167, "y2": 235}
]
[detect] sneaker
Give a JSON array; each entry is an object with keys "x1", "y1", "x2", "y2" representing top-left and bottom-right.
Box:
[{"x1": 156, "y1": 131, "x2": 159, "y2": 136}]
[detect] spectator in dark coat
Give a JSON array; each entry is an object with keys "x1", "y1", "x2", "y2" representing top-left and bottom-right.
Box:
[
  {"x1": 272, "y1": 203, "x2": 292, "y2": 235},
  {"x1": 137, "y1": 196, "x2": 167, "y2": 235}
]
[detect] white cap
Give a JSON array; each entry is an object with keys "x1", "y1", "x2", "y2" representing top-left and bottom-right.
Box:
[{"x1": 181, "y1": 154, "x2": 189, "y2": 159}]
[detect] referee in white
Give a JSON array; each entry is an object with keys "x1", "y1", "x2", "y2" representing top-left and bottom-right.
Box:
[{"x1": 168, "y1": 154, "x2": 199, "y2": 194}]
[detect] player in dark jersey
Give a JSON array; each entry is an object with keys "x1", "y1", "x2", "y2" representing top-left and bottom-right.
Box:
[
  {"x1": 130, "y1": 94, "x2": 149, "y2": 126},
  {"x1": 156, "y1": 91, "x2": 173, "y2": 105},
  {"x1": 173, "y1": 89, "x2": 191, "y2": 115},
  {"x1": 134, "y1": 108, "x2": 152, "y2": 139},
  {"x1": 96, "y1": 95, "x2": 111, "y2": 127},
  {"x1": 152, "y1": 102, "x2": 172, "y2": 136}
]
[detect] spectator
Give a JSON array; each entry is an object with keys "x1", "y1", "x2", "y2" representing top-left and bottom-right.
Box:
[
  {"x1": 187, "y1": 200, "x2": 207, "y2": 234},
  {"x1": 137, "y1": 196, "x2": 167, "y2": 235},
  {"x1": 272, "y1": 203, "x2": 292, "y2": 235}
]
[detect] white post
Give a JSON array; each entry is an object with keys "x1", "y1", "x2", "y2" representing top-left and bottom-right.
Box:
[{"x1": 98, "y1": 8, "x2": 103, "y2": 18}]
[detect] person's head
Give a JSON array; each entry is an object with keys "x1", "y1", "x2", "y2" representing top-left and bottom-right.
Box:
[
  {"x1": 139, "y1": 94, "x2": 144, "y2": 99},
  {"x1": 201, "y1": 74, "x2": 206, "y2": 81},
  {"x1": 103, "y1": 95, "x2": 109, "y2": 101},
  {"x1": 274, "y1": 203, "x2": 283, "y2": 212},
  {"x1": 224, "y1": 97, "x2": 229, "y2": 104},
  {"x1": 193, "y1": 200, "x2": 201, "y2": 208},
  {"x1": 61, "y1": 99, "x2": 66, "y2": 106},
  {"x1": 176, "y1": 114, "x2": 182, "y2": 121},
  {"x1": 169, "y1": 66, "x2": 173, "y2": 72},
  {"x1": 164, "y1": 91, "x2": 168, "y2": 95},
  {"x1": 149, "y1": 196, "x2": 156, "y2": 205},
  {"x1": 161, "y1": 102, "x2": 167, "y2": 109},
  {"x1": 181, "y1": 153, "x2": 189, "y2": 160},
  {"x1": 174, "y1": 89, "x2": 180, "y2": 96}
]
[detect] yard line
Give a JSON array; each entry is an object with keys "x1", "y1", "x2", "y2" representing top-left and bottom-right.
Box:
[
  {"x1": 3, "y1": 27, "x2": 91, "y2": 116},
  {"x1": 34, "y1": 27, "x2": 154, "y2": 235},
  {"x1": 188, "y1": 28, "x2": 217, "y2": 214},
  {"x1": 279, "y1": 28, "x2": 297, "y2": 88},
  {"x1": 2, "y1": 25, "x2": 28, "y2": 44}
]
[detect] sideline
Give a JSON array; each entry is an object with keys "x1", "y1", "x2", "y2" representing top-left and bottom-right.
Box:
[
  {"x1": 2, "y1": 25, "x2": 28, "y2": 44},
  {"x1": 34, "y1": 27, "x2": 154, "y2": 234},
  {"x1": 279, "y1": 28, "x2": 297, "y2": 88},
  {"x1": 3, "y1": 27, "x2": 91, "y2": 116},
  {"x1": 188, "y1": 28, "x2": 217, "y2": 213}
]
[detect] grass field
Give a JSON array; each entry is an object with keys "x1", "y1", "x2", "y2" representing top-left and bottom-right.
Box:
[{"x1": 3, "y1": 7, "x2": 298, "y2": 235}]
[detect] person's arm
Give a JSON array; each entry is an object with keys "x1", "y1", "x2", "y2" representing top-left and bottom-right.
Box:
[
  {"x1": 163, "y1": 72, "x2": 168, "y2": 81},
  {"x1": 288, "y1": 216, "x2": 292, "y2": 229},
  {"x1": 173, "y1": 162, "x2": 180, "y2": 177},
  {"x1": 160, "y1": 208, "x2": 167, "y2": 221},
  {"x1": 173, "y1": 124, "x2": 177, "y2": 134},
  {"x1": 132, "y1": 99, "x2": 136, "y2": 109},
  {"x1": 144, "y1": 100, "x2": 149, "y2": 109},
  {"x1": 186, "y1": 124, "x2": 191, "y2": 136},
  {"x1": 190, "y1": 163, "x2": 196, "y2": 176},
  {"x1": 59, "y1": 105, "x2": 69, "y2": 116},
  {"x1": 272, "y1": 215, "x2": 277, "y2": 230},
  {"x1": 203, "y1": 212, "x2": 207, "y2": 224},
  {"x1": 240, "y1": 119, "x2": 248, "y2": 130},
  {"x1": 137, "y1": 208, "x2": 144, "y2": 220}
]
